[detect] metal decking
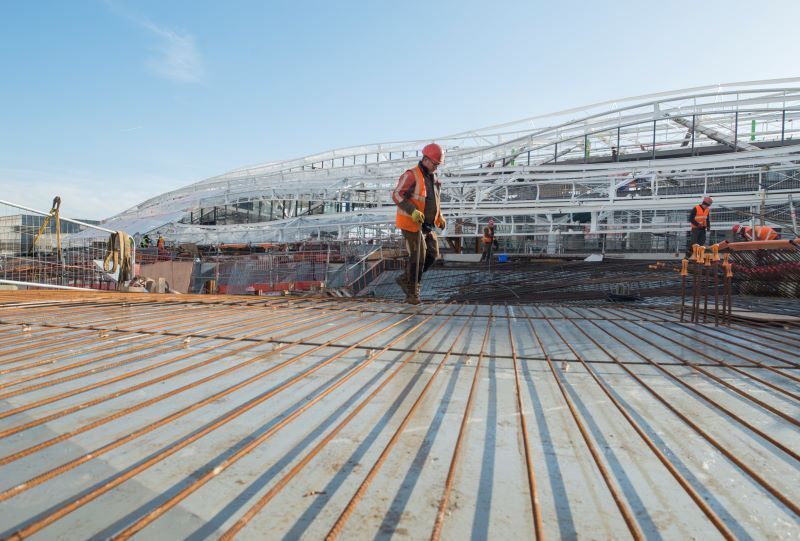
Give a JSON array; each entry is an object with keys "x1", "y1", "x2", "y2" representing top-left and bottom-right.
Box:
[{"x1": 0, "y1": 291, "x2": 797, "y2": 540}]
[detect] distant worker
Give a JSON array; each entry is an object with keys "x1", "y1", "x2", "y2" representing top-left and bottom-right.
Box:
[
  {"x1": 140, "y1": 234, "x2": 152, "y2": 248},
  {"x1": 156, "y1": 234, "x2": 166, "y2": 260},
  {"x1": 392, "y1": 143, "x2": 446, "y2": 304},
  {"x1": 732, "y1": 223, "x2": 779, "y2": 241},
  {"x1": 480, "y1": 219, "x2": 498, "y2": 263},
  {"x1": 688, "y1": 196, "x2": 712, "y2": 253}
]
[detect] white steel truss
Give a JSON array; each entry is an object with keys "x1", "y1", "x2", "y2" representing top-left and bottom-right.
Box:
[{"x1": 100, "y1": 79, "x2": 800, "y2": 245}]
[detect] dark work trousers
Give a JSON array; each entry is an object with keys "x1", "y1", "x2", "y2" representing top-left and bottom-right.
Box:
[
  {"x1": 403, "y1": 229, "x2": 439, "y2": 285},
  {"x1": 687, "y1": 227, "x2": 707, "y2": 255},
  {"x1": 480, "y1": 242, "x2": 494, "y2": 263}
]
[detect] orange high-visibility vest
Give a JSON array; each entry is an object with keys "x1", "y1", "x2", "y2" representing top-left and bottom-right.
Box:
[
  {"x1": 742, "y1": 225, "x2": 778, "y2": 241},
  {"x1": 395, "y1": 166, "x2": 427, "y2": 233},
  {"x1": 692, "y1": 204, "x2": 710, "y2": 229}
]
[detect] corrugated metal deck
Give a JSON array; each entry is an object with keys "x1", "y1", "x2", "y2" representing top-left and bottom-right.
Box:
[{"x1": 0, "y1": 291, "x2": 797, "y2": 540}]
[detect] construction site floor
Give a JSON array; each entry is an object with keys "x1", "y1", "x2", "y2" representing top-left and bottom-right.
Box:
[{"x1": 0, "y1": 291, "x2": 797, "y2": 540}]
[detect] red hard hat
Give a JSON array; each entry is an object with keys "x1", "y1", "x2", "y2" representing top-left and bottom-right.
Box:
[
  {"x1": 732, "y1": 224, "x2": 741, "y2": 233},
  {"x1": 703, "y1": 196, "x2": 713, "y2": 205},
  {"x1": 422, "y1": 143, "x2": 443, "y2": 164}
]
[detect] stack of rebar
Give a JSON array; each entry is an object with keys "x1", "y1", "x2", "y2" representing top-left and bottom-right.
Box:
[
  {"x1": 678, "y1": 244, "x2": 733, "y2": 326},
  {"x1": 728, "y1": 248, "x2": 800, "y2": 298}
]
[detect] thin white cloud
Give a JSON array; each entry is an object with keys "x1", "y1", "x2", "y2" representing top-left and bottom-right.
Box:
[
  {"x1": 141, "y1": 21, "x2": 204, "y2": 82},
  {"x1": 104, "y1": 0, "x2": 204, "y2": 83}
]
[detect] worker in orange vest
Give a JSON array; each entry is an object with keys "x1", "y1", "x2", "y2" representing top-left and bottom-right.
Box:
[
  {"x1": 391, "y1": 143, "x2": 446, "y2": 304},
  {"x1": 732, "y1": 223, "x2": 779, "y2": 241},
  {"x1": 687, "y1": 196, "x2": 712, "y2": 254},
  {"x1": 480, "y1": 219, "x2": 497, "y2": 263}
]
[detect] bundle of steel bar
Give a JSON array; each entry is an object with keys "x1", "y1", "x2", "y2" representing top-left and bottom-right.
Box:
[
  {"x1": 718, "y1": 238, "x2": 800, "y2": 298},
  {"x1": 679, "y1": 244, "x2": 731, "y2": 326}
]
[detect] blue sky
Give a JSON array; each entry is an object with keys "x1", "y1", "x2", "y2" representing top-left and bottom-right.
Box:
[{"x1": 1, "y1": 0, "x2": 799, "y2": 219}]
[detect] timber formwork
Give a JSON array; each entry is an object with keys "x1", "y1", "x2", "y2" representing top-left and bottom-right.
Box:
[{"x1": 0, "y1": 291, "x2": 797, "y2": 540}]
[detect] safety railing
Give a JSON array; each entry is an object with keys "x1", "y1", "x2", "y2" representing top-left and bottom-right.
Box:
[
  {"x1": 0, "y1": 198, "x2": 122, "y2": 290},
  {"x1": 181, "y1": 242, "x2": 387, "y2": 294}
]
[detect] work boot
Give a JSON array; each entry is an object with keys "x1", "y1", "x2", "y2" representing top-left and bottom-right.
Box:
[
  {"x1": 405, "y1": 283, "x2": 421, "y2": 305},
  {"x1": 395, "y1": 274, "x2": 410, "y2": 296}
]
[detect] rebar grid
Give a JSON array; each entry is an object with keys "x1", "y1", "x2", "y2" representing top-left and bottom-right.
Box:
[{"x1": 0, "y1": 291, "x2": 796, "y2": 540}]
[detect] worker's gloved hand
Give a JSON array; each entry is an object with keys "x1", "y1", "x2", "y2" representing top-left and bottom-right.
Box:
[
  {"x1": 436, "y1": 217, "x2": 446, "y2": 230},
  {"x1": 411, "y1": 210, "x2": 425, "y2": 224}
]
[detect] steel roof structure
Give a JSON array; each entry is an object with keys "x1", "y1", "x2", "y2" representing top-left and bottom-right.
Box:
[
  {"x1": 0, "y1": 291, "x2": 797, "y2": 539},
  {"x1": 99, "y1": 78, "x2": 800, "y2": 247}
]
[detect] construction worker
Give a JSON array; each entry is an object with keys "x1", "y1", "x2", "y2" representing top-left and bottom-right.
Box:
[
  {"x1": 688, "y1": 196, "x2": 712, "y2": 254},
  {"x1": 480, "y1": 219, "x2": 497, "y2": 263},
  {"x1": 140, "y1": 234, "x2": 152, "y2": 248},
  {"x1": 392, "y1": 143, "x2": 446, "y2": 304},
  {"x1": 155, "y1": 233, "x2": 167, "y2": 260},
  {"x1": 732, "y1": 223, "x2": 779, "y2": 241}
]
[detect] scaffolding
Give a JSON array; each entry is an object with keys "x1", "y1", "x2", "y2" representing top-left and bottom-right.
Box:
[
  {"x1": 0, "y1": 198, "x2": 122, "y2": 290},
  {"x1": 94, "y1": 79, "x2": 800, "y2": 254}
]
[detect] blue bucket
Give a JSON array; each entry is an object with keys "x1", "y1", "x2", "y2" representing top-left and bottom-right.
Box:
[{"x1": 497, "y1": 254, "x2": 508, "y2": 263}]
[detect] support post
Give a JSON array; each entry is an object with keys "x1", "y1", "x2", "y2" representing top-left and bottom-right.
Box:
[
  {"x1": 651, "y1": 120, "x2": 657, "y2": 160},
  {"x1": 781, "y1": 109, "x2": 786, "y2": 143}
]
